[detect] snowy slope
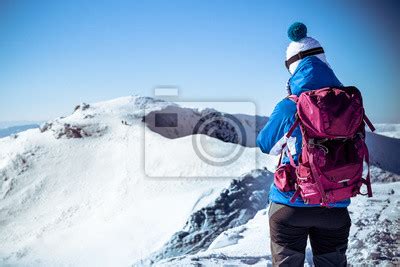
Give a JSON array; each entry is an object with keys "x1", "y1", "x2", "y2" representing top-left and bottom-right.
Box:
[
  {"x1": 139, "y1": 111, "x2": 400, "y2": 265},
  {"x1": 0, "y1": 96, "x2": 273, "y2": 266},
  {"x1": 144, "y1": 105, "x2": 268, "y2": 147},
  {"x1": 369, "y1": 123, "x2": 400, "y2": 139},
  {"x1": 0, "y1": 121, "x2": 42, "y2": 129},
  {"x1": 366, "y1": 132, "x2": 400, "y2": 176},
  {"x1": 154, "y1": 182, "x2": 400, "y2": 266},
  {"x1": 0, "y1": 124, "x2": 40, "y2": 138},
  {"x1": 1, "y1": 95, "x2": 398, "y2": 267},
  {"x1": 136, "y1": 169, "x2": 274, "y2": 266}
]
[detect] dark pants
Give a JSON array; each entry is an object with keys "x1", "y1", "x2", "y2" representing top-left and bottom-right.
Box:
[{"x1": 269, "y1": 202, "x2": 351, "y2": 267}]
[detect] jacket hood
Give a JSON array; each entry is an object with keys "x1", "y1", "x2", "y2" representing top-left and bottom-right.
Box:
[{"x1": 289, "y1": 56, "x2": 342, "y2": 96}]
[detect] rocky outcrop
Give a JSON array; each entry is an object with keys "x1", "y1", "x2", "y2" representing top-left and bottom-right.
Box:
[
  {"x1": 40, "y1": 121, "x2": 107, "y2": 139},
  {"x1": 143, "y1": 105, "x2": 268, "y2": 147},
  {"x1": 142, "y1": 169, "x2": 273, "y2": 265},
  {"x1": 73, "y1": 103, "x2": 90, "y2": 112}
]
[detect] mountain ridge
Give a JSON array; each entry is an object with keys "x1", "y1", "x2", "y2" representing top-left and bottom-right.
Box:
[{"x1": 0, "y1": 95, "x2": 398, "y2": 266}]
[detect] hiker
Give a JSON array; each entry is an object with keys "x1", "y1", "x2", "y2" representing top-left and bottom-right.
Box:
[{"x1": 257, "y1": 23, "x2": 373, "y2": 266}]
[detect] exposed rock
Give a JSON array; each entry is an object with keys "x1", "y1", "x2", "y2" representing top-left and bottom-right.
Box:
[
  {"x1": 0, "y1": 149, "x2": 38, "y2": 199},
  {"x1": 143, "y1": 105, "x2": 268, "y2": 147},
  {"x1": 143, "y1": 169, "x2": 273, "y2": 265},
  {"x1": 39, "y1": 122, "x2": 53, "y2": 133},
  {"x1": 74, "y1": 103, "x2": 90, "y2": 112},
  {"x1": 56, "y1": 124, "x2": 86, "y2": 139},
  {"x1": 40, "y1": 121, "x2": 107, "y2": 139}
]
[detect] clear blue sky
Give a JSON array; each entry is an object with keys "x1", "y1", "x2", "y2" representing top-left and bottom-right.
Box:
[{"x1": 1, "y1": 0, "x2": 399, "y2": 123}]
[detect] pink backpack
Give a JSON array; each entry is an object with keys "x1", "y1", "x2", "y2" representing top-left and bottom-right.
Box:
[{"x1": 274, "y1": 86, "x2": 375, "y2": 206}]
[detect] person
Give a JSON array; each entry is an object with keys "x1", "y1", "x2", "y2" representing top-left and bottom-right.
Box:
[{"x1": 257, "y1": 22, "x2": 351, "y2": 266}]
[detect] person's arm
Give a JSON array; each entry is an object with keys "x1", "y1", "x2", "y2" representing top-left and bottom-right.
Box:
[{"x1": 256, "y1": 100, "x2": 289, "y2": 154}]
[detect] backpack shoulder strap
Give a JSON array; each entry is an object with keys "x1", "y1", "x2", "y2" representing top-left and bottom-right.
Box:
[
  {"x1": 287, "y1": 94, "x2": 298, "y2": 103},
  {"x1": 286, "y1": 116, "x2": 300, "y2": 138},
  {"x1": 285, "y1": 95, "x2": 300, "y2": 138}
]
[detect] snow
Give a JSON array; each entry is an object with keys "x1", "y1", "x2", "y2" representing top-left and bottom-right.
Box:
[
  {"x1": 365, "y1": 131, "x2": 400, "y2": 176},
  {"x1": 0, "y1": 121, "x2": 43, "y2": 129},
  {"x1": 0, "y1": 124, "x2": 40, "y2": 138},
  {"x1": 0, "y1": 95, "x2": 398, "y2": 266},
  {"x1": 368, "y1": 123, "x2": 400, "y2": 139},
  {"x1": 0, "y1": 96, "x2": 273, "y2": 266},
  {"x1": 207, "y1": 211, "x2": 269, "y2": 255},
  {"x1": 144, "y1": 130, "x2": 259, "y2": 177},
  {"x1": 156, "y1": 182, "x2": 400, "y2": 266},
  {"x1": 177, "y1": 101, "x2": 256, "y2": 117}
]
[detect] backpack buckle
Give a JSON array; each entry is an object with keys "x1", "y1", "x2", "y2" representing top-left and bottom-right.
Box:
[
  {"x1": 308, "y1": 138, "x2": 315, "y2": 148},
  {"x1": 308, "y1": 139, "x2": 329, "y2": 154}
]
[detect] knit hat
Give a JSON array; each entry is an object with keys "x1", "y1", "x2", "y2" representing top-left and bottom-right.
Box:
[{"x1": 286, "y1": 22, "x2": 330, "y2": 74}]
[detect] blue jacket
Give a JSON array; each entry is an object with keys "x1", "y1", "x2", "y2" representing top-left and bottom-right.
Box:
[{"x1": 257, "y1": 56, "x2": 350, "y2": 208}]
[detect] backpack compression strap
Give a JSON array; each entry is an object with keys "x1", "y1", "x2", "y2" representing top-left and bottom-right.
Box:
[
  {"x1": 277, "y1": 143, "x2": 297, "y2": 168},
  {"x1": 285, "y1": 47, "x2": 325, "y2": 69},
  {"x1": 364, "y1": 114, "x2": 376, "y2": 132},
  {"x1": 360, "y1": 141, "x2": 373, "y2": 197}
]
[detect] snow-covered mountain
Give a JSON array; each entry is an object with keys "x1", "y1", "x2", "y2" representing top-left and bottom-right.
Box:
[
  {"x1": 0, "y1": 96, "x2": 398, "y2": 266},
  {"x1": 368, "y1": 123, "x2": 400, "y2": 139},
  {"x1": 0, "y1": 96, "x2": 273, "y2": 266},
  {"x1": 365, "y1": 132, "x2": 400, "y2": 177},
  {"x1": 0, "y1": 121, "x2": 42, "y2": 129},
  {"x1": 150, "y1": 182, "x2": 399, "y2": 266},
  {"x1": 0, "y1": 124, "x2": 40, "y2": 138}
]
